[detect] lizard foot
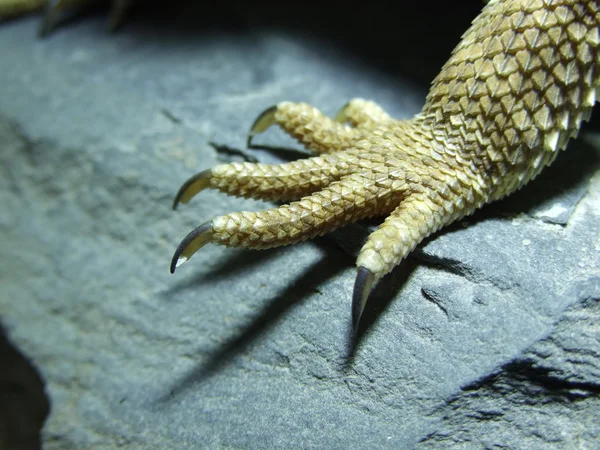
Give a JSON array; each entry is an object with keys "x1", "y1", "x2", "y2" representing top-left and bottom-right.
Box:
[
  {"x1": 171, "y1": 100, "x2": 466, "y2": 328},
  {"x1": 171, "y1": 0, "x2": 599, "y2": 331}
]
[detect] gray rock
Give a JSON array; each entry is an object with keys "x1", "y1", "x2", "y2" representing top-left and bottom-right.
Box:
[
  {"x1": 0, "y1": 3, "x2": 599, "y2": 449},
  {"x1": 418, "y1": 279, "x2": 600, "y2": 449}
]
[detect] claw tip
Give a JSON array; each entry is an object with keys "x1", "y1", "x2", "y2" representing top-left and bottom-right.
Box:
[
  {"x1": 352, "y1": 267, "x2": 375, "y2": 334},
  {"x1": 170, "y1": 255, "x2": 187, "y2": 274},
  {"x1": 172, "y1": 197, "x2": 185, "y2": 210},
  {"x1": 247, "y1": 105, "x2": 277, "y2": 146}
]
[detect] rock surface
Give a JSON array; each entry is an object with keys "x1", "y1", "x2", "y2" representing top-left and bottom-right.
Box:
[{"x1": 0, "y1": 2, "x2": 599, "y2": 449}]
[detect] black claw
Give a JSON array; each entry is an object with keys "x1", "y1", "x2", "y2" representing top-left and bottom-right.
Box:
[
  {"x1": 172, "y1": 188, "x2": 184, "y2": 210},
  {"x1": 247, "y1": 105, "x2": 277, "y2": 148},
  {"x1": 172, "y1": 169, "x2": 211, "y2": 210},
  {"x1": 352, "y1": 267, "x2": 374, "y2": 334},
  {"x1": 170, "y1": 221, "x2": 214, "y2": 274},
  {"x1": 249, "y1": 105, "x2": 277, "y2": 130},
  {"x1": 170, "y1": 243, "x2": 184, "y2": 274}
]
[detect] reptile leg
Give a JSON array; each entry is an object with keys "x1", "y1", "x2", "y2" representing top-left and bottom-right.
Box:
[{"x1": 172, "y1": 0, "x2": 600, "y2": 332}]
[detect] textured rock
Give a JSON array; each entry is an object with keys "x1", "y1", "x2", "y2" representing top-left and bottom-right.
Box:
[
  {"x1": 418, "y1": 279, "x2": 600, "y2": 449},
  {"x1": 0, "y1": 2, "x2": 599, "y2": 449}
]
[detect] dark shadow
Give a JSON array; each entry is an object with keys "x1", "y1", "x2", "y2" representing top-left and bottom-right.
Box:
[
  {"x1": 211, "y1": 141, "x2": 310, "y2": 165},
  {"x1": 0, "y1": 320, "x2": 50, "y2": 450},
  {"x1": 158, "y1": 239, "x2": 349, "y2": 403},
  {"x1": 209, "y1": 141, "x2": 259, "y2": 164},
  {"x1": 41, "y1": 0, "x2": 483, "y2": 91},
  {"x1": 328, "y1": 218, "x2": 385, "y2": 258},
  {"x1": 246, "y1": 144, "x2": 311, "y2": 162},
  {"x1": 166, "y1": 246, "x2": 288, "y2": 296}
]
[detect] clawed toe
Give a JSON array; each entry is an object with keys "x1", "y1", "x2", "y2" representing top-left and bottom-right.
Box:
[
  {"x1": 172, "y1": 169, "x2": 212, "y2": 210},
  {"x1": 333, "y1": 98, "x2": 393, "y2": 129},
  {"x1": 246, "y1": 101, "x2": 362, "y2": 154},
  {"x1": 247, "y1": 105, "x2": 277, "y2": 147}
]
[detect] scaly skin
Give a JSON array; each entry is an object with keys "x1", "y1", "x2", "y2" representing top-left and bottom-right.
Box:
[{"x1": 168, "y1": 0, "x2": 598, "y2": 330}]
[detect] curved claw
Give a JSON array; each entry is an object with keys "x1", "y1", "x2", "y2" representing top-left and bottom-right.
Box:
[
  {"x1": 352, "y1": 266, "x2": 375, "y2": 334},
  {"x1": 170, "y1": 221, "x2": 214, "y2": 273},
  {"x1": 247, "y1": 105, "x2": 277, "y2": 147},
  {"x1": 334, "y1": 101, "x2": 352, "y2": 124},
  {"x1": 172, "y1": 169, "x2": 212, "y2": 210}
]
